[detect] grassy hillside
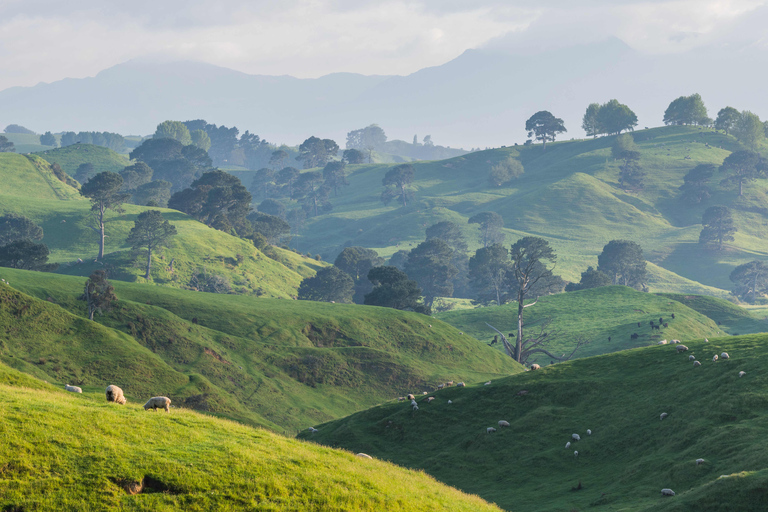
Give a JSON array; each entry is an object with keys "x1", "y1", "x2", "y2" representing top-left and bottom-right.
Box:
[
  {"x1": 0, "y1": 153, "x2": 81, "y2": 200},
  {"x1": 0, "y1": 378, "x2": 502, "y2": 512},
  {"x1": 657, "y1": 292, "x2": 768, "y2": 336},
  {"x1": 36, "y1": 143, "x2": 129, "y2": 175},
  {"x1": 272, "y1": 126, "x2": 766, "y2": 297},
  {"x1": 305, "y1": 334, "x2": 768, "y2": 511},
  {"x1": 2, "y1": 132, "x2": 53, "y2": 153},
  {"x1": 0, "y1": 269, "x2": 521, "y2": 431},
  {"x1": 435, "y1": 286, "x2": 726, "y2": 363}
]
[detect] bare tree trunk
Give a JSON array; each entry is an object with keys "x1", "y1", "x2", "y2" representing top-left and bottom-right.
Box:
[
  {"x1": 516, "y1": 296, "x2": 524, "y2": 363},
  {"x1": 97, "y1": 206, "x2": 106, "y2": 260},
  {"x1": 145, "y1": 246, "x2": 152, "y2": 279},
  {"x1": 400, "y1": 184, "x2": 407, "y2": 207}
]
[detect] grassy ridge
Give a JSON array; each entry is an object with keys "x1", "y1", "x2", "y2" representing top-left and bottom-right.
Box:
[
  {"x1": 0, "y1": 380, "x2": 502, "y2": 511},
  {"x1": 35, "y1": 143, "x2": 129, "y2": 175},
  {"x1": 304, "y1": 334, "x2": 768, "y2": 511},
  {"x1": 657, "y1": 292, "x2": 768, "y2": 336}
]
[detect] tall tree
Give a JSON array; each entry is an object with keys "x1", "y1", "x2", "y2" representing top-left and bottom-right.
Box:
[
  {"x1": 346, "y1": 125, "x2": 387, "y2": 150},
  {"x1": 40, "y1": 131, "x2": 57, "y2": 147},
  {"x1": 130, "y1": 138, "x2": 213, "y2": 193},
  {"x1": 269, "y1": 150, "x2": 289, "y2": 170},
  {"x1": 582, "y1": 103, "x2": 602, "y2": 137},
  {"x1": 248, "y1": 212, "x2": 291, "y2": 245},
  {"x1": 79, "y1": 270, "x2": 117, "y2": 320},
  {"x1": 730, "y1": 260, "x2": 768, "y2": 303},
  {"x1": 618, "y1": 149, "x2": 644, "y2": 191},
  {"x1": 0, "y1": 239, "x2": 57, "y2": 272},
  {"x1": 132, "y1": 180, "x2": 172, "y2": 208},
  {"x1": 404, "y1": 238, "x2": 457, "y2": 309},
  {"x1": 611, "y1": 133, "x2": 639, "y2": 159},
  {"x1": 732, "y1": 111, "x2": 765, "y2": 149},
  {"x1": 275, "y1": 167, "x2": 300, "y2": 198},
  {"x1": 126, "y1": 210, "x2": 177, "y2": 279},
  {"x1": 715, "y1": 107, "x2": 740, "y2": 135},
  {"x1": 190, "y1": 129, "x2": 211, "y2": 151},
  {"x1": 596, "y1": 240, "x2": 647, "y2": 290},
  {"x1": 488, "y1": 156, "x2": 523, "y2": 186},
  {"x1": 468, "y1": 211, "x2": 505, "y2": 248},
  {"x1": 322, "y1": 160, "x2": 349, "y2": 196},
  {"x1": 293, "y1": 171, "x2": 331, "y2": 217},
  {"x1": 720, "y1": 150, "x2": 762, "y2": 197},
  {"x1": 251, "y1": 168, "x2": 275, "y2": 200},
  {"x1": 364, "y1": 266, "x2": 429, "y2": 314},
  {"x1": 343, "y1": 149, "x2": 365, "y2": 164},
  {"x1": 334, "y1": 246, "x2": 385, "y2": 304},
  {"x1": 679, "y1": 164, "x2": 716, "y2": 204},
  {"x1": 663, "y1": 94, "x2": 708, "y2": 126},
  {"x1": 298, "y1": 266, "x2": 354, "y2": 303},
  {"x1": 296, "y1": 136, "x2": 339, "y2": 169},
  {"x1": 565, "y1": 266, "x2": 612, "y2": 291},
  {"x1": 699, "y1": 206, "x2": 736, "y2": 250},
  {"x1": 0, "y1": 136, "x2": 15, "y2": 152},
  {"x1": 80, "y1": 172, "x2": 130, "y2": 260},
  {"x1": 169, "y1": 170, "x2": 252, "y2": 235},
  {"x1": 0, "y1": 214, "x2": 43, "y2": 246},
  {"x1": 381, "y1": 164, "x2": 414, "y2": 207},
  {"x1": 468, "y1": 244, "x2": 511, "y2": 305},
  {"x1": 154, "y1": 120, "x2": 192, "y2": 145},
  {"x1": 119, "y1": 162, "x2": 154, "y2": 192},
  {"x1": 525, "y1": 111, "x2": 566, "y2": 150},
  {"x1": 426, "y1": 221, "x2": 470, "y2": 298},
  {"x1": 257, "y1": 198, "x2": 287, "y2": 219},
  {"x1": 596, "y1": 99, "x2": 638, "y2": 135}
]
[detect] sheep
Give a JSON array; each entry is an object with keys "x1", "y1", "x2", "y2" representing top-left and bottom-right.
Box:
[
  {"x1": 498, "y1": 420, "x2": 510, "y2": 427},
  {"x1": 487, "y1": 427, "x2": 496, "y2": 434},
  {"x1": 696, "y1": 458, "x2": 705, "y2": 465},
  {"x1": 407, "y1": 394, "x2": 415, "y2": 400},
  {"x1": 693, "y1": 361, "x2": 701, "y2": 367},
  {"x1": 64, "y1": 384, "x2": 82, "y2": 393},
  {"x1": 308, "y1": 427, "x2": 319, "y2": 433},
  {"x1": 484, "y1": 381, "x2": 491, "y2": 386},
  {"x1": 411, "y1": 400, "x2": 417, "y2": 407},
  {"x1": 661, "y1": 489, "x2": 675, "y2": 496},
  {"x1": 422, "y1": 391, "x2": 428, "y2": 395},
  {"x1": 677, "y1": 345, "x2": 688, "y2": 352},
  {"x1": 457, "y1": 382, "x2": 466, "y2": 387},
  {"x1": 143, "y1": 396, "x2": 171, "y2": 412},
  {"x1": 671, "y1": 339, "x2": 681, "y2": 344},
  {"x1": 739, "y1": 371, "x2": 746, "y2": 377},
  {"x1": 574, "y1": 451, "x2": 579, "y2": 458},
  {"x1": 437, "y1": 384, "x2": 444, "y2": 390},
  {"x1": 572, "y1": 433, "x2": 581, "y2": 441},
  {"x1": 689, "y1": 355, "x2": 695, "y2": 361},
  {"x1": 398, "y1": 397, "x2": 405, "y2": 401},
  {"x1": 530, "y1": 364, "x2": 541, "y2": 370},
  {"x1": 587, "y1": 429, "x2": 592, "y2": 435},
  {"x1": 447, "y1": 400, "x2": 452, "y2": 404},
  {"x1": 705, "y1": 338, "x2": 709, "y2": 342},
  {"x1": 427, "y1": 397, "x2": 435, "y2": 403},
  {"x1": 445, "y1": 381, "x2": 454, "y2": 387},
  {"x1": 565, "y1": 442, "x2": 571, "y2": 449},
  {"x1": 105, "y1": 385, "x2": 127, "y2": 405},
  {"x1": 658, "y1": 340, "x2": 668, "y2": 345},
  {"x1": 660, "y1": 412, "x2": 668, "y2": 420},
  {"x1": 412, "y1": 404, "x2": 419, "y2": 411},
  {"x1": 721, "y1": 352, "x2": 729, "y2": 359},
  {"x1": 356, "y1": 453, "x2": 373, "y2": 459},
  {"x1": 713, "y1": 354, "x2": 719, "y2": 362}
]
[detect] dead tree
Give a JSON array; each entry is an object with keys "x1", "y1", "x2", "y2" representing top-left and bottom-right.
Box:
[{"x1": 486, "y1": 320, "x2": 589, "y2": 366}]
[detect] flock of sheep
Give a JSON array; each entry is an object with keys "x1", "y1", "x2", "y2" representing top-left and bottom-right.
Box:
[{"x1": 64, "y1": 383, "x2": 172, "y2": 412}]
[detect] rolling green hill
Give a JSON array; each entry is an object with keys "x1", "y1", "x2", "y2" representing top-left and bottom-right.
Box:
[
  {"x1": 0, "y1": 374, "x2": 502, "y2": 512},
  {"x1": 36, "y1": 143, "x2": 129, "y2": 176},
  {"x1": 269, "y1": 126, "x2": 766, "y2": 297},
  {"x1": 0, "y1": 269, "x2": 521, "y2": 431},
  {"x1": 2, "y1": 132, "x2": 53, "y2": 153},
  {"x1": 304, "y1": 333, "x2": 768, "y2": 511}
]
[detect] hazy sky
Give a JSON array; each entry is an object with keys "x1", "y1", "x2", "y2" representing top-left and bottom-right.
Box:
[{"x1": 1, "y1": 0, "x2": 766, "y2": 91}]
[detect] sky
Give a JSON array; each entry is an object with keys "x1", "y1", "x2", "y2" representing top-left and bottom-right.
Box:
[{"x1": 1, "y1": 0, "x2": 767, "y2": 92}]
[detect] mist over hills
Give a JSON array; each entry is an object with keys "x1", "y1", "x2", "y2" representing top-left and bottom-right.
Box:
[{"x1": 2, "y1": 37, "x2": 767, "y2": 148}]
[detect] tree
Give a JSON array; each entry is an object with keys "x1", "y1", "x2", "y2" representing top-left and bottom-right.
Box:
[
  {"x1": 565, "y1": 266, "x2": 612, "y2": 291},
  {"x1": 0, "y1": 239, "x2": 57, "y2": 272},
  {"x1": 275, "y1": 167, "x2": 301, "y2": 198},
  {"x1": 298, "y1": 266, "x2": 354, "y2": 303},
  {"x1": 74, "y1": 163, "x2": 96, "y2": 184},
  {"x1": 79, "y1": 270, "x2": 117, "y2": 320},
  {"x1": 525, "y1": 111, "x2": 566, "y2": 150},
  {"x1": 296, "y1": 136, "x2": 339, "y2": 169},
  {"x1": 132, "y1": 180, "x2": 172, "y2": 208},
  {"x1": 251, "y1": 168, "x2": 275, "y2": 200},
  {"x1": 618, "y1": 149, "x2": 644, "y2": 191},
  {"x1": 364, "y1": 266, "x2": 429, "y2": 314},
  {"x1": 715, "y1": 107, "x2": 740, "y2": 135},
  {"x1": 4, "y1": 124, "x2": 35, "y2": 134},
  {"x1": 334, "y1": 246, "x2": 385, "y2": 304},
  {"x1": 720, "y1": 150, "x2": 762, "y2": 197},
  {"x1": 597, "y1": 99, "x2": 638, "y2": 135},
  {"x1": 488, "y1": 156, "x2": 524, "y2": 186},
  {"x1": 0, "y1": 136, "x2": 15, "y2": 152},
  {"x1": 322, "y1": 161, "x2": 349, "y2": 196},
  {"x1": 126, "y1": 210, "x2": 177, "y2": 279},
  {"x1": 423, "y1": 135, "x2": 434, "y2": 147},
  {"x1": 730, "y1": 260, "x2": 768, "y2": 303},
  {"x1": 119, "y1": 162, "x2": 154, "y2": 192},
  {"x1": 269, "y1": 150, "x2": 289, "y2": 170},
  {"x1": 426, "y1": 221, "x2": 470, "y2": 298},
  {"x1": 582, "y1": 103, "x2": 601, "y2": 137},
  {"x1": 342, "y1": 149, "x2": 365, "y2": 164},
  {"x1": 258, "y1": 198, "x2": 286, "y2": 219},
  {"x1": 699, "y1": 206, "x2": 736, "y2": 250},
  {"x1": 388, "y1": 249, "x2": 410, "y2": 270},
  {"x1": 293, "y1": 171, "x2": 331, "y2": 217},
  {"x1": 190, "y1": 129, "x2": 211, "y2": 151},
  {"x1": 80, "y1": 172, "x2": 130, "y2": 260},
  {"x1": 346, "y1": 125, "x2": 387, "y2": 150},
  {"x1": 468, "y1": 212, "x2": 505, "y2": 248},
  {"x1": 248, "y1": 212, "x2": 291, "y2": 245},
  {"x1": 40, "y1": 131, "x2": 57, "y2": 147},
  {"x1": 381, "y1": 164, "x2": 414, "y2": 207},
  {"x1": 732, "y1": 111, "x2": 765, "y2": 149},
  {"x1": 404, "y1": 238, "x2": 457, "y2": 309},
  {"x1": 663, "y1": 94, "x2": 708, "y2": 126},
  {"x1": 154, "y1": 121, "x2": 192, "y2": 145},
  {"x1": 611, "y1": 133, "x2": 639, "y2": 159},
  {"x1": 468, "y1": 244, "x2": 511, "y2": 305},
  {"x1": 59, "y1": 132, "x2": 77, "y2": 147},
  {"x1": 0, "y1": 214, "x2": 43, "y2": 246},
  {"x1": 130, "y1": 138, "x2": 213, "y2": 193},
  {"x1": 679, "y1": 164, "x2": 716, "y2": 204},
  {"x1": 597, "y1": 240, "x2": 647, "y2": 289}
]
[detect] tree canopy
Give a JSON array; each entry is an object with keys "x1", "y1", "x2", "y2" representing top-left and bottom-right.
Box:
[
  {"x1": 322, "y1": 161, "x2": 349, "y2": 196},
  {"x1": 404, "y1": 238, "x2": 457, "y2": 308},
  {"x1": 0, "y1": 214, "x2": 43, "y2": 246},
  {"x1": 732, "y1": 111, "x2": 765, "y2": 149},
  {"x1": 0, "y1": 136, "x2": 15, "y2": 153},
  {"x1": 679, "y1": 164, "x2": 716, "y2": 204},
  {"x1": 565, "y1": 266, "x2": 612, "y2": 292},
  {"x1": 79, "y1": 270, "x2": 117, "y2": 320},
  {"x1": 346, "y1": 125, "x2": 387, "y2": 151},
  {"x1": 381, "y1": 164, "x2": 414, "y2": 207},
  {"x1": 130, "y1": 138, "x2": 213, "y2": 193},
  {"x1": 248, "y1": 212, "x2": 291, "y2": 245},
  {"x1": 715, "y1": 107, "x2": 740, "y2": 135},
  {"x1": 525, "y1": 111, "x2": 566, "y2": 150},
  {"x1": 468, "y1": 244, "x2": 511, "y2": 305},
  {"x1": 296, "y1": 136, "x2": 339, "y2": 169},
  {"x1": 0, "y1": 239, "x2": 57, "y2": 272},
  {"x1": 488, "y1": 156, "x2": 523, "y2": 186},
  {"x1": 154, "y1": 120, "x2": 192, "y2": 145},
  {"x1": 126, "y1": 210, "x2": 177, "y2": 279},
  {"x1": 364, "y1": 266, "x2": 428, "y2": 314},
  {"x1": 298, "y1": 266, "x2": 354, "y2": 303},
  {"x1": 720, "y1": 150, "x2": 763, "y2": 197},
  {"x1": 730, "y1": 260, "x2": 768, "y2": 303},
  {"x1": 80, "y1": 172, "x2": 130, "y2": 260},
  {"x1": 596, "y1": 240, "x2": 647, "y2": 290},
  {"x1": 468, "y1": 211, "x2": 505, "y2": 248},
  {"x1": 596, "y1": 99, "x2": 638, "y2": 135},
  {"x1": 334, "y1": 246, "x2": 385, "y2": 304},
  {"x1": 581, "y1": 103, "x2": 601, "y2": 138},
  {"x1": 699, "y1": 206, "x2": 736, "y2": 250},
  {"x1": 663, "y1": 94, "x2": 709, "y2": 126}
]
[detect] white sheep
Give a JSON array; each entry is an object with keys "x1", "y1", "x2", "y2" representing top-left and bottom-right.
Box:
[
  {"x1": 422, "y1": 391, "x2": 428, "y2": 395},
  {"x1": 307, "y1": 427, "x2": 319, "y2": 433},
  {"x1": 693, "y1": 361, "x2": 702, "y2": 367},
  {"x1": 696, "y1": 458, "x2": 705, "y2": 465},
  {"x1": 565, "y1": 442, "x2": 571, "y2": 449},
  {"x1": 484, "y1": 381, "x2": 491, "y2": 386},
  {"x1": 661, "y1": 488, "x2": 675, "y2": 496},
  {"x1": 705, "y1": 338, "x2": 709, "y2": 342},
  {"x1": 411, "y1": 400, "x2": 417, "y2": 407},
  {"x1": 457, "y1": 382, "x2": 466, "y2": 387},
  {"x1": 721, "y1": 352, "x2": 729, "y2": 359},
  {"x1": 143, "y1": 396, "x2": 171, "y2": 412},
  {"x1": 487, "y1": 427, "x2": 496, "y2": 434},
  {"x1": 572, "y1": 433, "x2": 581, "y2": 441},
  {"x1": 530, "y1": 364, "x2": 541, "y2": 370},
  {"x1": 356, "y1": 453, "x2": 372, "y2": 459},
  {"x1": 412, "y1": 404, "x2": 419, "y2": 411},
  {"x1": 498, "y1": 420, "x2": 510, "y2": 427},
  {"x1": 437, "y1": 384, "x2": 444, "y2": 390},
  {"x1": 689, "y1": 355, "x2": 695, "y2": 361},
  {"x1": 445, "y1": 381, "x2": 454, "y2": 387},
  {"x1": 660, "y1": 412, "x2": 668, "y2": 420},
  {"x1": 676, "y1": 345, "x2": 688, "y2": 352},
  {"x1": 574, "y1": 450, "x2": 578, "y2": 458},
  {"x1": 713, "y1": 354, "x2": 719, "y2": 362},
  {"x1": 105, "y1": 385, "x2": 127, "y2": 405},
  {"x1": 64, "y1": 385, "x2": 82, "y2": 393},
  {"x1": 587, "y1": 429, "x2": 592, "y2": 435},
  {"x1": 407, "y1": 394, "x2": 415, "y2": 400},
  {"x1": 447, "y1": 400, "x2": 452, "y2": 404},
  {"x1": 671, "y1": 339, "x2": 681, "y2": 344},
  {"x1": 427, "y1": 397, "x2": 435, "y2": 403},
  {"x1": 658, "y1": 340, "x2": 668, "y2": 345},
  {"x1": 739, "y1": 371, "x2": 746, "y2": 378}
]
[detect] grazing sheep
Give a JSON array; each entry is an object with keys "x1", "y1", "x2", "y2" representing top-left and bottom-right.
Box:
[
  {"x1": 105, "y1": 385, "x2": 127, "y2": 405},
  {"x1": 530, "y1": 364, "x2": 541, "y2": 370},
  {"x1": 677, "y1": 345, "x2": 688, "y2": 352},
  {"x1": 689, "y1": 355, "x2": 695, "y2": 361},
  {"x1": 660, "y1": 412, "x2": 668, "y2": 420},
  {"x1": 572, "y1": 433, "x2": 581, "y2": 441},
  {"x1": 457, "y1": 382, "x2": 466, "y2": 387},
  {"x1": 671, "y1": 339, "x2": 681, "y2": 344},
  {"x1": 422, "y1": 391, "x2": 428, "y2": 395},
  {"x1": 587, "y1": 429, "x2": 592, "y2": 435},
  {"x1": 407, "y1": 394, "x2": 415, "y2": 400},
  {"x1": 696, "y1": 458, "x2": 705, "y2": 465},
  {"x1": 412, "y1": 404, "x2": 419, "y2": 411},
  {"x1": 64, "y1": 385, "x2": 82, "y2": 393},
  {"x1": 484, "y1": 381, "x2": 491, "y2": 386},
  {"x1": 411, "y1": 400, "x2": 417, "y2": 407},
  {"x1": 705, "y1": 338, "x2": 709, "y2": 342},
  {"x1": 437, "y1": 384, "x2": 444, "y2": 390},
  {"x1": 574, "y1": 451, "x2": 578, "y2": 458},
  {"x1": 693, "y1": 360, "x2": 702, "y2": 367},
  {"x1": 498, "y1": 420, "x2": 510, "y2": 427},
  {"x1": 713, "y1": 355, "x2": 719, "y2": 362},
  {"x1": 739, "y1": 371, "x2": 746, "y2": 377},
  {"x1": 143, "y1": 396, "x2": 171, "y2": 412},
  {"x1": 427, "y1": 397, "x2": 435, "y2": 403},
  {"x1": 661, "y1": 489, "x2": 675, "y2": 496},
  {"x1": 565, "y1": 442, "x2": 571, "y2": 449},
  {"x1": 356, "y1": 453, "x2": 372, "y2": 459},
  {"x1": 398, "y1": 397, "x2": 405, "y2": 401},
  {"x1": 445, "y1": 381, "x2": 454, "y2": 387},
  {"x1": 487, "y1": 427, "x2": 496, "y2": 434},
  {"x1": 308, "y1": 427, "x2": 319, "y2": 433},
  {"x1": 658, "y1": 340, "x2": 668, "y2": 345},
  {"x1": 721, "y1": 352, "x2": 729, "y2": 359},
  {"x1": 447, "y1": 400, "x2": 452, "y2": 404}
]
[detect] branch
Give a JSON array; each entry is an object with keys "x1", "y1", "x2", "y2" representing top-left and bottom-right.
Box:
[
  {"x1": 485, "y1": 322, "x2": 515, "y2": 359},
  {"x1": 522, "y1": 299, "x2": 538, "y2": 309}
]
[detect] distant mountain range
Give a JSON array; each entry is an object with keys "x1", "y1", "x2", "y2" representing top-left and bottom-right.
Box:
[{"x1": 2, "y1": 37, "x2": 767, "y2": 148}]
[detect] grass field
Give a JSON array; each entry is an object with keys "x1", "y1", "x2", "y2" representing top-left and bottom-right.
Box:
[
  {"x1": 305, "y1": 332, "x2": 768, "y2": 511},
  {"x1": 35, "y1": 143, "x2": 129, "y2": 176}
]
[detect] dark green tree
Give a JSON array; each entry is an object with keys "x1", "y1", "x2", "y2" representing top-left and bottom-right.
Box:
[
  {"x1": 582, "y1": 103, "x2": 602, "y2": 137},
  {"x1": 251, "y1": 168, "x2": 275, "y2": 200},
  {"x1": 40, "y1": 131, "x2": 57, "y2": 147},
  {"x1": 732, "y1": 111, "x2": 765, "y2": 149},
  {"x1": 269, "y1": 150, "x2": 289, "y2": 170},
  {"x1": 663, "y1": 94, "x2": 708, "y2": 125},
  {"x1": 132, "y1": 180, "x2": 172, "y2": 208},
  {"x1": 130, "y1": 138, "x2": 213, "y2": 192},
  {"x1": 388, "y1": 249, "x2": 410, "y2": 270},
  {"x1": 488, "y1": 156, "x2": 524, "y2": 186},
  {"x1": 0, "y1": 213, "x2": 43, "y2": 246},
  {"x1": 426, "y1": 221, "x2": 470, "y2": 298},
  {"x1": 597, "y1": 240, "x2": 647, "y2": 290},
  {"x1": 126, "y1": 210, "x2": 177, "y2": 279},
  {"x1": 699, "y1": 206, "x2": 736, "y2": 250},
  {"x1": 565, "y1": 266, "x2": 612, "y2": 291},
  {"x1": 715, "y1": 107, "x2": 740, "y2": 135},
  {"x1": 296, "y1": 136, "x2": 339, "y2": 169},
  {"x1": 364, "y1": 266, "x2": 429, "y2": 314},
  {"x1": 79, "y1": 269, "x2": 117, "y2": 320},
  {"x1": 258, "y1": 198, "x2": 286, "y2": 219},
  {"x1": 248, "y1": 212, "x2": 291, "y2": 245},
  {"x1": 343, "y1": 149, "x2": 365, "y2": 164},
  {"x1": 80, "y1": 172, "x2": 130, "y2": 260},
  {"x1": 74, "y1": 163, "x2": 96, "y2": 184},
  {"x1": 596, "y1": 99, "x2": 638, "y2": 135},
  {"x1": 298, "y1": 266, "x2": 354, "y2": 303},
  {"x1": 334, "y1": 246, "x2": 385, "y2": 304},
  {"x1": 119, "y1": 162, "x2": 154, "y2": 192},
  {"x1": 275, "y1": 167, "x2": 300, "y2": 198},
  {"x1": 0, "y1": 239, "x2": 57, "y2": 272},
  {"x1": 322, "y1": 160, "x2": 349, "y2": 196},
  {"x1": 611, "y1": 133, "x2": 639, "y2": 159},
  {"x1": 0, "y1": 136, "x2": 15, "y2": 152},
  {"x1": 404, "y1": 238, "x2": 457, "y2": 309},
  {"x1": 525, "y1": 111, "x2": 566, "y2": 150},
  {"x1": 679, "y1": 164, "x2": 716, "y2": 204},
  {"x1": 730, "y1": 260, "x2": 768, "y2": 303},
  {"x1": 720, "y1": 150, "x2": 762, "y2": 196},
  {"x1": 618, "y1": 149, "x2": 644, "y2": 191},
  {"x1": 381, "y1": 164, "x2": 414, "y2": 207},
  {"x1": 346, "y1": 125, "x2": 387, "y2": 151},
  {"x1": 468, "y1": 244, "x2": 511, "y2": 305},
  {"x1": 293, "y1": 171, "x2": 331, "y2": 217},
  {"x1": 468, "y1": 211, "x2": 505, "y2": 247}
]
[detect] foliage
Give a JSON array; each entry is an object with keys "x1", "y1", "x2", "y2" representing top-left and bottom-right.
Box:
[
  {"x1": 730, "y1": 260, "x2": 768, "y2": 303},
  {"x1": 364, "y1": 266, "x2": 429, "y2": 314},
  {"x1": 611, "y1": 133, "x2": 639, "y2": 159},
  {"x1": 468, "y1": 212, "x2": 504, "y2": 248},
  {"x1": 565, "y1": 266, "x2": 612, "y2": 291},
  {"x1": 154, "y1": 120, "x2": 193, "y2": 145},
  {"x1": 487, "y1": 156, "x2": 523, "y2": 186},
  {"x1": 79, "y1": 269, "x2": 117, "y2": 320},
  {"x1": 4, "y1": 124, "x2": 35, "y2": 134},
  {"x1": 0, "y1": 213, "x2": 43, "y2": 246},
  {"x1": 426, "y1": 220, "x2": 470, "y2": 297},
  {"x1": 0, "y1": 135, "x2": 15, "y2": 152},
  {"x1": 296, "y1": 136, "x2": 339, "y2": 169},
  {"x1": 720, "y1": 150, "x2": 763, "y2": 197},
  {"x1": 618, "y1": 148, "x2": 644, "y2": 191},
  {"x1": 343, "y1": 148, "x2": 366, "y2": 164},
  {"x1": 269, "y1": 149, "x2": 289, "y2": 170},
  {"x1": 257, "y1": 198, "x2": 287, "y2": 219},
  {"x1": 293, "y1": 171, "x2": 331, "y2": 217},
  {"x1": 468, "y1": 244, "x2": 511, "y2": 305},
  {"x1": 597, "y1": 239, "x2": 647, "y2": 290},
  {"x1": 119, "y1": 161, "x2": 154, "y2": 192},
  {"x1": 80, "y1": 171, "x2": 130, "y2": 260},
  {"x1": 39, "y1": 131, "x2": 57, "y2": 147},
  {"x1": 129, "y1": 138, "x2": 213, "y2": 193},
  {"x1": 582, "y1": 102, "x2": 601, "y2": 137},
  {"x1": 132, "y1": 180, "x2": 172, "y2": 208},
  {"x1": 715, "y1": 106, "x2": 740, "y2": 135},
  {"x1": 381, "y1": 164, "x2": 414, "y2": 207},
  {"x1": 679, "y1": 163, "x2": 716, "y2": 204},
  {"x1": 346, "y1": 124, "x2": 387, "y2": 150},
  {"x1": 334, "y1": 246, "x2": 385, "y2": 304},
  {"x1": 663, "y1": 93, "x2": 709, "y2": 126},
  {"x1": 275, "y1": 166, "x2": 301, "y2": 198},
  {"x1": 126, "y1": 210, "x2": 177, "y2": 279},
  {"x1": 388, "y1": 249, "x2": 410, "y2": 270},
  {"x1": 596, "y1": 99, "x2": 638, "y2": 135},
  {"x1": 699, "y1": 206, "x2": 736, "y2": 251},
  {"x1": 298, "y1": 265, "x2": 355, "y2": 303},
  {"x1": 323, "y1": 160, "x2": 349, "y2": 196},
  {"x1": 248, "y1": 212, "x2": 291, "y2": 245},
  {"x1": 0, "y1": 239, "x2": 57, "y2": 271},
  {"x1": 732, "y1": 111, "x2": 765, "y2": 149},
  {"x1": 405, "y1": 238, "x2": 457, "y2": 309},
  {"x1": 525, "y1": 111, "x2": 566, "y2": 149},
  {"x1": 59, "y1": 131, "x2": 125, "y2": 152},
  {"x1": 190, "y1": 129, "x2": 211, "y2": 151}
]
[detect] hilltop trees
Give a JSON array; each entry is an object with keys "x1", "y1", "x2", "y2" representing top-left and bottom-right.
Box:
[
  {"x1": 730, "y1": 260, "x2": 768, "y2": 303},
  {"x1": 80, "y1": 172, "x2": 130, "y2": 260},
  {"x1": 381, "y1": 164, "x2": 414, "y2": 207},
  {"x1": 715, "y1": 107, "x2": 740, "y2": 135},
  {"x1": 298, "y1": 266, "x2": 354, "y2": 303},
  {"x1": 468, "y1": 211, "x2": 505, "y2": 248},
  {"x1": 404, "y1": 238, "x2": 457, "y2": 309},
  {"x1": 679, "y1": 164, "x2": 716, "y2": 204},
  {"x1": 720, "y1": 150, "x2": 762, "y2": 197},
  {"x1": 364, "y1": 266, "x2": 429, "y2": 314},
  {"x1": 468, "y1": 244, "x2": 511, "y2": 305},
  {"x1": 130, "y1": 138, "x2": 214, "y2": 193},
  {"x1": 154, "y1": 121, "x2": 192, "y2": 145},
  {"x1": 525, "y1": 111, "x2": 566, "y2": 150},
  {"x1": 293, "y1": 171, "x2": 331, "y2": 217},
  {"x1": 296, "y1": 136, "x2": 339, "y2": 169},
  {"x1": 488, "y1": 156, "x2": 523, "y2": 186},
  {"x1": 597, "y1": 240, "x2": 647, "y2": 290},
  {"x1": 190, "y1": 129, "x2": 211, "y2": 151},
  {"x1": 0, "y1": 136, "x2": 14, "y2": 152},
  {"x1": 40, "y1": 131, "x2": 57, "y2": 147},
  {"x1": 343, "y1": 149, "x2": 365, "y2": 164},
  {"x1": 582, "y1": 103, "x2": 601, "y2": 138},
  {"x1": 597, "y1": 99, "x2": 638, "y2": 135},
  {"x1": 126, "y1": 210, "x2": 177, "y2": 279},
  {"x1": 169, "y1": 170, "x2": 252, "y2": 235},
  {"x1": 119, "y1": 162, "x2": 154, "y2": 192},
  {"x1": 663, "y1": 94, "x2": 709, "y2": 126},
  {"x1": 334, "y1": 246, "x2": 385, "y2": 304},
  {"x1": 732, "y1": 111, "x2": 765, "y2": 149},
  {"x1": 346, "y1": 125, "x2": 387, "y2": 152},
  {"x1": 565, "y1": 266, "x2": 612, "y2": 291},
  {"x1": 699, "y1": 206, "x2": 736, "y2": 250},
  {"x1": 80, "y1": 270, "x2": 117, "y2": 320},
  {"x1": 322, "y1": 161, "x2": 349, "y2": 196}
]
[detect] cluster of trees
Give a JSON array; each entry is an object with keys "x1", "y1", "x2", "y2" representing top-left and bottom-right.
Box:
[
  {"x1": 663, "y1": 94, "x2": 710, "y2": 126},
  {"x1": 60, "y1": 131, "x2": 125, "y2": 152},
  {"x1": 0, "y1": 136, "x2": 14, "y2": 152},
  {"x1": 488, "y1": 156, "x2": 524, "y2": 187},
  {"x1": 612, "y1": 134, "x2": 644, "y2": 191},
  {"x1": 566, "y1": 240, "x2": 648, "y2": 291},
  {"x1": 581, "y1": 99, "x2": 638, "y2": 137},
  {"x1": 4, "y1": 124, "x2": 35, "y2": 135},
  {"x1": 180, "y1": 119, "x2": 277, "y2": 170},
  {"x1": 346, "y1": 125, "x2": 387, "y2": 162},
  {"x1": 0, "y1": 214, "x2": 57, "y2": 272},
  {"x1": 129, "y1": 137, "x2": 215, "y2": 193}
]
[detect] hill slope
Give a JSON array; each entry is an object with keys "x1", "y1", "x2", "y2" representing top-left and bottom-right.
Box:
[
  {"x1": 35, "y1": 143, "x2": 129, "y2": 176},
  {"x1": 0, "y1": 375, "x2": 502, "y2": 511},
  {"x1": 304, "y1": 334, "x2": 768, "y2": 511}
]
